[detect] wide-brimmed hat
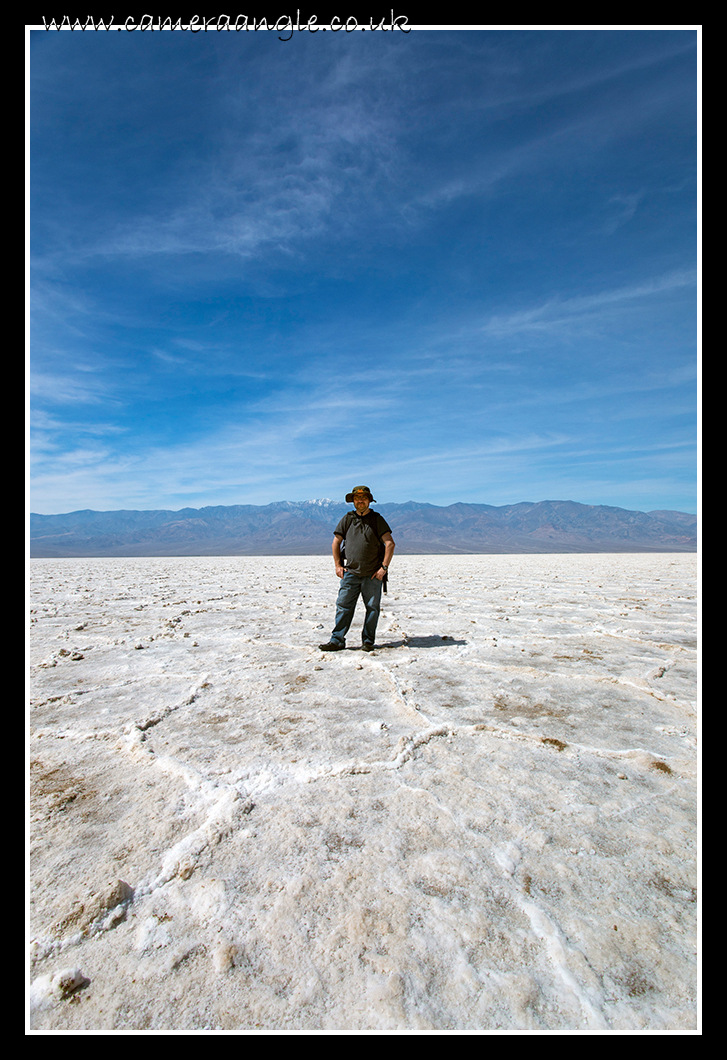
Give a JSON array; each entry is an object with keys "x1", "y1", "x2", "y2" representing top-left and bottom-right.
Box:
[{"x1": 346, "y1": 485, "x2": 377, "y2": 503}]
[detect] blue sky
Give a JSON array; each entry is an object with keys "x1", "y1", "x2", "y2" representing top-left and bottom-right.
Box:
[{"x1": 29, "y1": 27, "x2": 699, "y2": 514}]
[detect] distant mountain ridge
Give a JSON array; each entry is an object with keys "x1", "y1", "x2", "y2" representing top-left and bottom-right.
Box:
[{"x1": 29, "y1": 499, "x2": 697, "y2": 557}]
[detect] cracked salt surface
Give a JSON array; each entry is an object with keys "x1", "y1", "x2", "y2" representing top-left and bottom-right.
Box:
[{"x1": 28, "y1": 554, "x2": 698, "y2": 1030}]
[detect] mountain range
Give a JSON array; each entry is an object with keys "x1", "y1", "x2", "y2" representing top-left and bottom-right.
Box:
[{"x1": 29, "y1": 500, "x2": 697, "y2": 558}]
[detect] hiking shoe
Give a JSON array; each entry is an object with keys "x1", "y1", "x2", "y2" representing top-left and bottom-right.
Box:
[
  {"x1": 319, "y1": 641, "x2": 345, "y2": 651},
  {"x1": 362, "y1": 643, "x2": 375, "y2": 652}
]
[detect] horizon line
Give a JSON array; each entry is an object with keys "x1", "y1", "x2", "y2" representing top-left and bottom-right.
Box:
[{"x1": 30, "y1": 497, "x2": 698, "y2": 517}]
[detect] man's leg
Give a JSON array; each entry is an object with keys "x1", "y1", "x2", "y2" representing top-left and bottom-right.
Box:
[
  {"x1": 360, "y1": 575, "x2": 383, "y2": 646},
  {"x1": 329, "y1": 573, "x2": 362, "y2": 646}
]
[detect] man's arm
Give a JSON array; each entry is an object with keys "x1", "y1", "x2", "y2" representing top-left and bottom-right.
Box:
[
  {"x1": 332, "y1": 534, "x2": 345, "y2": 578},
  {"x1": 373, "y1": 531, "x2": 395, "y2": 580}
]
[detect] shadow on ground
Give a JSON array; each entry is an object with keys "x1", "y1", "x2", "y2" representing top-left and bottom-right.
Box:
[{"x1": 371, "y1": 635, "x2": 468, "y2": 650}]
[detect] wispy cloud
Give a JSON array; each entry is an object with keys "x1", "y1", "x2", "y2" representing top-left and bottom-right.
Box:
[
  {"x1": 29, "y1": 370, "x2": 113, "y2": 406},
  {"x1": 479, "y1": 269, "x2": 697, "y2": 339},
  {"x1": 601, "y1": 190, "x2": 646, "y2": 235},
  {"x1": 41, "y1": 52, "x2": 403, "y2": 268}
]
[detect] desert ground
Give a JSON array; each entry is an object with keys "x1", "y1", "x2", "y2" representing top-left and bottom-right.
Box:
[{"x1": 28, "y1": 553, "x2": 698, "y2": 1031}]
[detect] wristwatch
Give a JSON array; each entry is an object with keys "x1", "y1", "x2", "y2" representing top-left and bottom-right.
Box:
[{"x1": 381, "y1": 565, "x2": 388, "y2": 571}]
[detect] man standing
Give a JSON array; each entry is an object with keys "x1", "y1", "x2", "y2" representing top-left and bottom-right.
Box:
[{"x1": 319, "y1": 486, "x2": 395, "y2": 653}]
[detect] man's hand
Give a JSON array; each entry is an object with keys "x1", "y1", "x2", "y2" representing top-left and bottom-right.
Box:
[
  {"x1": 332, "y1": 535, "x2": 345, "y2": 579},
  {"x1": 373, "y1": 567, "x2": 386, "y2": 581}
]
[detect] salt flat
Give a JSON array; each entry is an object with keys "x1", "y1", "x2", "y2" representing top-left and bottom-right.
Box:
[{"x1": 28, "y1": 553, "x2": 698, "y2": 1031}]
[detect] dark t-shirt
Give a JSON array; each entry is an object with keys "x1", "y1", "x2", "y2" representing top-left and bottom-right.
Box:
[{"x1": 334, "y1": 510, "x2": 392, "y2": 577}]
